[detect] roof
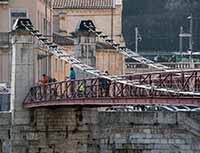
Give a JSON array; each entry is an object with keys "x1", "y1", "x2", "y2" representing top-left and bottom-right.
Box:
[
  {"x1": 53, "y1": 0, "x2": 114, "y2": 9},
  {"x1": 53, "y1": 33, "x2": 74, "y2": 46},
  {"x1": 96, "y1": 42, "x2": 115, "y2": 49},
  {"x1": 53, "y1": 32, "x2": 115, "y2": 49}
]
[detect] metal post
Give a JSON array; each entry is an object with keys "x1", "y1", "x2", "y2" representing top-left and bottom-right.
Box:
[
  {"x1": 85, "y1": 43, "x2": 89, "y2": 78},
  {"x1": 86, "y1": 43, "x2": 89, "y2": 66},
  {"x1": 189, "y1": 14, "x2": 193, "y2": 52},
  {"x1": 179, "y1": 26, "x2": 183, "y2": 53},
  {"x1": 135, "y1": 27, "x2": 138, "y2": 53},
  {"x1": 179, "y1": 26, "x2": 183, "y2": 61}
]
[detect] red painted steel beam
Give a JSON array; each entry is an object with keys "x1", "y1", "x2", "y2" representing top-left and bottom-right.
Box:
[{"x1": 23, "y1": 97, "x2": 200, "y2": 108}]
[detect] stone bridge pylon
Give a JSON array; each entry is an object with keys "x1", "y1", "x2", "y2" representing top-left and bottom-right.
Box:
[{"x1": 10, "y1": 23, "x2": 34, "y2": 153}]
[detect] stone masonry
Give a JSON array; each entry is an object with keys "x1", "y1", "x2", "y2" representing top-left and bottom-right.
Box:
[
  {"x1": 0, "y1": 112, "x2": 11, "y2": 153},
  {"x1": 98, "y1": 112, "x2": 200, "y2": 153},
  {"x1": 13, "y1": 109, "x2": 200, "y2": 153},
  {"x1": 10, "y1": 31, "x2": 34, "y2": 153},
  {"x1": 26, "y1": 107, "x2": 99, "y2": 153}
]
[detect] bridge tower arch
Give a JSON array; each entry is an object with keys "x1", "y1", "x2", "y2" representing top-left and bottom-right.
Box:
[
  {"x1": 72, "y1": 20, "x2": 97, "y2": 79},
  {"x1": 10, "y1": 19, "x2": 34, "y2": 153}
]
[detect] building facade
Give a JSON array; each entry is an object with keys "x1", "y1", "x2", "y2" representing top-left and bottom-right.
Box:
[
  {"x1": 0, "y1": 0, "x2": 52, "y2": 84},
  {"x1": 0, "y1": 0, "x2": 52, "y2": 110},
  {"x1": 0, "y1": 0, "x2": 52, "y2": 33},
  {"x1": 0, "y1": 0, "x2": 125, "y2": 111},
  {"x1": 53, "y1": 0, "x2": 124, "y2": 45},
  {"x1": 0, "y1": 0, "x2": 125, "y2": 86}
]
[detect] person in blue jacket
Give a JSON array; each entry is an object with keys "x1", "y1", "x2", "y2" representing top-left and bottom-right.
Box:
[
  {"x1": 69, "y1": 67, "x2": 76, "y2": 96},
  {"x1": 70, "y1": 67, "x2": 76, "y2": 80}
]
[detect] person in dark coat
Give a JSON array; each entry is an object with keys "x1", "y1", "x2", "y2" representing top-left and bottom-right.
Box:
[{"x1": 99, "y1": 71, "x2": 110, "y2": 96}]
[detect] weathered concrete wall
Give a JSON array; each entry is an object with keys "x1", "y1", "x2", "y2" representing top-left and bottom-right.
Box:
[
  {"x1": 96, "y1": 49, "x2": 124, "y2": 75},
  {"x1": 11, "y1": 31, "x2": 34, "y2": 124},
  {"x1": 10, "y1": 31, "x2": 34, "y2": 153},
  {"x1": 0, "y1": 112, "x2": 11, "y2": 153},
  {"x1": 9, "y1": 109, "x2": 200, "y2": 153},
  {"x1": 26, "y1": 107, "x2": 99, "y2": 153},
  {"x1": 98, "y1": 112, "x2": 200, "y2": 153}
]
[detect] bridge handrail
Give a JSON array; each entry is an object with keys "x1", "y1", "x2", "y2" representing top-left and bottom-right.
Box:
[
  {"x1": 122, "y1": 69, "x2": 200, "y2": 78},
  {"x1": 23, "y1": 70, "x2": 200, "y2": 104},
  {"x1": 31, "y1": 77, "x2": 101, "y2": 88}
]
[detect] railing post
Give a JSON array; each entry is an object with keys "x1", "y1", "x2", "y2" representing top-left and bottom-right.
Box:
[
  {"x1": 65, "y1": 81, "x2": 68, "y2": 98},
  {"x1": 49, "y1": 84, "x2": 52, "y2": 100},
  {"x1": 60, "y1": 82, "x2": 63, "y2": 99},
  {"x1": 181, "y1": 72, "x2": 185, "y2": 90},
  {"x1": 194, "y1": 72, "x2": 198, "y2": 92}
]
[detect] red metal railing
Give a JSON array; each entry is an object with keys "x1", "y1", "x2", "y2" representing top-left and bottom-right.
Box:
[
  {"x1": 24, "y1": 77, "x2": 160, "y2": 103},
  {"x1": 123, "y1": 70, "x2": 200, "y2": 92},
  {"x1": 23, "y1": 70, "x2": 200, "y2": 107}
]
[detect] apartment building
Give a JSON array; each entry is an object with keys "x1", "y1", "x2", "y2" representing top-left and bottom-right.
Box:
[
  {"x1": 53, "y1": 0, "x2": 124, "y2": 45},
  {"x1": 0, "y1": 0, "x2": 52, "y2": 110},
  {"x1": 0, "y1": 0, "x2": 52, "y2": 84},
  {"x1": 52, "y1": 0, "x2": 125, "y2": 78}
]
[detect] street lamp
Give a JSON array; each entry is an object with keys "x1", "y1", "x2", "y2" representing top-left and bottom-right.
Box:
[
  {"x1": 135, "y1": 27, "x2": 142, "y2": 53},
  {"x1": 179, "y1": 14, "x2": 193, "y2": 62},
  {"x1": 187, "y1": 14, "x2": 193, "y2": 53},
  {"x1": 187, "y1": 14, "x2": 193, "y2": 62}
]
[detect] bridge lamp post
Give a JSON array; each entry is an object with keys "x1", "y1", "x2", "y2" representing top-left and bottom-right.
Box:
[
  {"x1": 179, "y1": 14, "x2": 194, "y2": 62},
  {"x1": 135, "y1": 27, "x2": 142, "y2": 53},
  {"x1": 187, "y1": 14, "x2": 193, "y2": 54},
  {"x1": 187, "y1": 14, "x2": 194, "y2": 63}
]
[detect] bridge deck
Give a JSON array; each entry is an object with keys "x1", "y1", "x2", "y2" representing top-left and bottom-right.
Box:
[{"x1": 24, "y1": 97, "x2": 200, "y2": 108}]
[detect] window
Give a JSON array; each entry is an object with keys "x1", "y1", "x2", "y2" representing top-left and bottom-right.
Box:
[
  {"x1": 84, "y1": 37, "x2": 90, "y2": 43},
  {"x1": 0, "y1": 51, "x2": 9, "y2": 83},
  {"x1": 55, "y1": 59, "x2": 57, "y2": 72},
  {"x1": 9, "y1": 8, "x2": 27, "y2": 30},
  {"x1": 89, "y1": 46, "x2": 94, "y2": 56}
]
